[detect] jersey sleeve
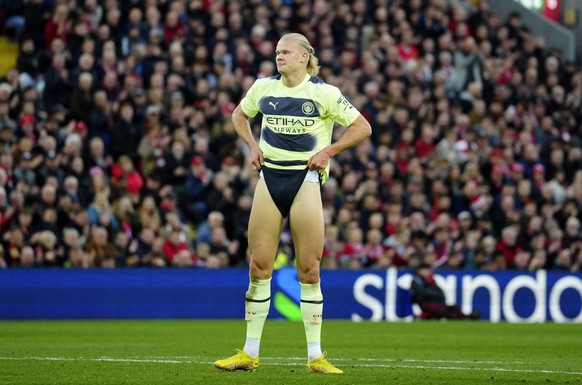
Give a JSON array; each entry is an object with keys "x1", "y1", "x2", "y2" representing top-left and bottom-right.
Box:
[
  {"x1": 239, "y1": 80, "x2": 261, "y2": 118},
  {"x1": 325, "y1": 86, "x2": 360, "y2": 127}
]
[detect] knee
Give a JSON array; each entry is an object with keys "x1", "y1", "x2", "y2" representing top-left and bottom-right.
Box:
[
  {"x1": 249, "y1": 259, "x2": 272, "y2": 280},
  {"x1": 297, "y1": 264, "x2": 320, "y2": 284}
]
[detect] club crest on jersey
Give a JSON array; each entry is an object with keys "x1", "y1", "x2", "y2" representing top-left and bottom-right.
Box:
[{"x1": 302, "y1": 101, "x2": 315, "y2": 115}]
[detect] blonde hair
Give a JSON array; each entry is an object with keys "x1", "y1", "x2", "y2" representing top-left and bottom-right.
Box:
[{"x1": 280, "y1": 33, "x2": 320, "y2": 76}]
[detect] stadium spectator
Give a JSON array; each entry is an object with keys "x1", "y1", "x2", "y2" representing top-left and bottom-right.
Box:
[
  {"x1": 110, "y1": 155, "x2": 143, "y2": 201},
  {"x1": 341, "y1": 225, "x2": 366, "y2": 269},
  {"x1": 87, "y1": 191, "x2": 115, "y2": 226},
  {"x1": 161, "y1": 226, "x2": 191, "y2": 265},
  {"x1": 83, "y1": 225, "x2": 115, "y2": 267},
  {"x1": 136, "y1": 195, "x2": 162, "y2": 233},
  {"x1": 18, "y1": 245, "x2": 35, "y2": 267},
  {"x1": 31, "y1": 229, "x2": 60, "y2": 266},
  {"x1": 496, "y1": 226, "x2": 523, "y2": 269},
  {"x1": 362, "y1": 228, "x2": 386, "y2": 267},
  {"x1": 44, "y1": 5, "x2": 72, "y2": 50}
]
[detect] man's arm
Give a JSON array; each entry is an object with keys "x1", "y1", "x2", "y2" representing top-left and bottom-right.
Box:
[
  {"x1": 231, "y1": 104, "x2": 264, "y2": 171},
  {"x1": 307, "y1": 115, "x2": 371, "y2": 171}
]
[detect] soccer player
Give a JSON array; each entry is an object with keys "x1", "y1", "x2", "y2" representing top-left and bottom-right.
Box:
[{"x1": 214, "y1": 33, "x2": 371, "y2": 374}]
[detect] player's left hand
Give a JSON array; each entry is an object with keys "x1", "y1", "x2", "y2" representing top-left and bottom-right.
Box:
[{"x1": 307, "y1": 150, "x2": 331, "y2": 172}]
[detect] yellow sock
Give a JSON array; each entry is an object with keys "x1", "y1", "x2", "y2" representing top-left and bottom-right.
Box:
[
  {"x1": 300, "y1": 282, "x2": 323, "y2": 360},
  {"x1": 243, "y1": 278, "x2": 271, "y2": 357}
]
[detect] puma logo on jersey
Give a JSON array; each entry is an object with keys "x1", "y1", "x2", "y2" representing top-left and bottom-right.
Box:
[{"x1": 269, "y1": 101, "x2": 279, "y2": 110}]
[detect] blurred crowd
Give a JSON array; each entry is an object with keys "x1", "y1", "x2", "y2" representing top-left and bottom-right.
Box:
[{"x1": 0, "y1": 0, "x2": 581, "y2": 272}]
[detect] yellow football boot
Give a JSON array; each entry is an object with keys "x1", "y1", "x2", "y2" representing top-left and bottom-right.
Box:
[
  {"x1": 214, "y1": 349, "x2": 259, "y2": 372},
  {"x1": 306, "y1": 352, "x2": 343, "y2": 374}
]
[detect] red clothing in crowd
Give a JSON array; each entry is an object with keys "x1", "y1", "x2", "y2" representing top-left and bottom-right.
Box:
[
  {"x1": 111, "y1": 163, "x2": 144, "y2": 195},
  {"x1": 44, "y1": 19, "x2": 71, "y2": 49},
  {"x1": 496, "y1": 241, "x2": 523, "y2": 269},
  {"x1": 343, "y1": 241, "x2": 364, "y2": 260},
  {"x1": 163, "y1": 21, "x2": 187, "y2": 43},
  {"x1": 397, "y1": 44, "x2": 419, "y2": 61},
  {"x1": 415, "y1": 138, "x2": 436, "y2": 159},
  {"x1": 0, "y1": 207, "x2": 15, "y2": 232},
  {"x1": 162, "y1": 239, "x2": 190, "y2": 264}
]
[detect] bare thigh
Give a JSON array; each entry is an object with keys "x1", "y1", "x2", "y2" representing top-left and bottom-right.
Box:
[
  {"x1": 248, "y1": 177, "x2": 284, "y2": 279},
  {"x1": 289, "y1": 182, "x2": 324, "y2": 284}
]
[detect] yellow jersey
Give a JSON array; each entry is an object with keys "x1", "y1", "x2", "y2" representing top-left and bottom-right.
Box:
[{"x1": 240, "y1": 73, "x2": 360, "y2": 183}]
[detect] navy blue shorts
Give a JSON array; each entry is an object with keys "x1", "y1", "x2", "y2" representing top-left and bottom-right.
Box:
[{"x1": 261, "y1": 166, "x2": 312, "y2": 218}]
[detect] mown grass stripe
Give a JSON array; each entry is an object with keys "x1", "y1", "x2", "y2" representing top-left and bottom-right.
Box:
[{"x1": 0, "y1": 356, "x2": 579, "y2": 375}]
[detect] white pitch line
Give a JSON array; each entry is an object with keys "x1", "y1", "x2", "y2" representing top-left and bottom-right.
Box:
[
  {"x1": 0, "y1": 356, "x2": 580, "y2": 376},
  {"x1": 355, "y1": 358, "x2": 540, "y2": 365},
  {"x1": 143, "y1": 355, "x2": 539, "y2": 365},
  {"x1": 355, "y1": 363, "x2": 582, "y2": 376},
  {"x1": 0, "y1": 356, "x2": 186, "y2": 364}
]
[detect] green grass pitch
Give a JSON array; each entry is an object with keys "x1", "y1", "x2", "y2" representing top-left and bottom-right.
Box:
[{"x1": 0, "y1": 320, "x2": 580, "y2": 384}]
